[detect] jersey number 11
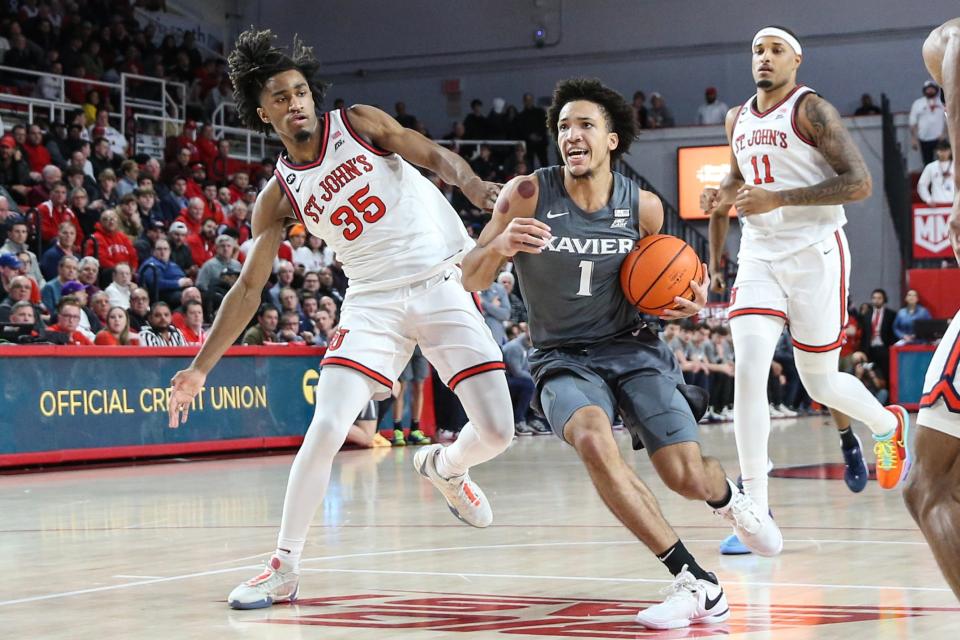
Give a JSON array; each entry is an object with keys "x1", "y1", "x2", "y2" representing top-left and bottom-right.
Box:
[{"x1": 750, "y1": 154, "x2": 775, "y2": 185}]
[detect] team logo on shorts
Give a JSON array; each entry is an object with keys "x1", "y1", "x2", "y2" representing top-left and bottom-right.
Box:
[
  {"x1": 729, "y1": 286, "x2": 738, "y2": 305},
  {"x1": 328, "y1": 328, "x2": 350, "y2": 351}
]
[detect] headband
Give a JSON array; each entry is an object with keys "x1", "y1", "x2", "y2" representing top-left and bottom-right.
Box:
[{"x1": 752, "y1": 28, "x2": 802, "y2": 56}]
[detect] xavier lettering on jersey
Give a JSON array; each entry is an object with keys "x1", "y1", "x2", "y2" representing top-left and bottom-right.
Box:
[
  {"x1": 317, "y1": 155, "x2": 374, "y2": 202},
  {"x1": 734, "y1": 129, "x2": 788, "y2": 153},
  {"x1": 546, "y1": 236, "x2": 635, "y2": 255}
]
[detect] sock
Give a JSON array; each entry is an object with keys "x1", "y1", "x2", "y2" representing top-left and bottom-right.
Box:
[
  {"x1": 706, "y1": 478, "x2": 733, "y2": 510},
  {"x1": 274, "y1": 545, "x2": 302, "y2": 572},
  {"x1": 838, "y1": 427, "x2": 858, "y2": 449},
  {"x1": 412, "y1": 419, "x2": 420, "y2": 432},
  {"x1": 393, "y1": 420, "x2": 403, "y2": 434},
  {"x1": 656, "y1": 540, "x2": 715, "y2": 583}
]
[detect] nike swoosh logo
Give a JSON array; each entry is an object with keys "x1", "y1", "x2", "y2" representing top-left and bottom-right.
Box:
[
  {"x1": 704, "y1": 588, "x2": 724, "y2": 611},
  {"x1": 823, "y1": 247, "x2": 834, "y2": 255},
  {"x1": 666, "y1": 428, "x2": 682, "y2": 437},
  {"x1": 546, "y1": 211, "x2": 570, "y2": 219}
]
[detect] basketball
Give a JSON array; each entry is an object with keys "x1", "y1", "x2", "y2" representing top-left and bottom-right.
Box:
[{"x1": 619, "y1": 234, "x2": 703, "y2": 314}]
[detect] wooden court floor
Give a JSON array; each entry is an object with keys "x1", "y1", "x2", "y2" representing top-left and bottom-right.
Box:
[{"x1": 1, "y1": 414, "x2": 958, "y2": 639}]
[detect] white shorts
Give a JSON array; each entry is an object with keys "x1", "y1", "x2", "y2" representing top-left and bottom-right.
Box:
[
  {"x1": 918, "y1": 310, "x2": 960, "y2": 438},
  {"x1": 729, "y1": 229, "x2": 849, "y2": 352},
  {"x1": 320, "y1": 268, "x2": 505, "y2": 393}
]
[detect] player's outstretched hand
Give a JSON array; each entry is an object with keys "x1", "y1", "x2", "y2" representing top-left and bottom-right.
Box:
[
  {"x1": 492, "y1": 217, "x2": 552, "y2": 257},
  {"x1": 661, "y1": 263, "x2": 709, "y2": 320},
  {"x1": 735, "y1": 184, "x2": 781, "y2": 216},
  {"x1": 700, "y1": 187, "x2": 720, "y2": 212},
  {"x1": 168, "y1": 367, "x2": 206, "y2": 429},
  {"x1": 464, "y1": 178, "x2": 502, "y2": 211}
]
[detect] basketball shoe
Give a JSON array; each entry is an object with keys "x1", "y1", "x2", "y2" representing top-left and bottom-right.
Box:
[
  {"x1": 406, "y1": 429, "x2": 431, "y2": 445},
  {"x1": 713, "y1": 479, "x2": 783, "y2": 556},
  {"x1": 873, "y1": 405, "x2": 911, "y2": 490},
  {"x1": 635, "y1": 567, "x2": 729, "y2": 630},
  {"x1": 413, "y1": 443, "x2": 492, "y2": 528},
  {"x1": 227, "y1": 556, "x2": 299, "y2": 610},
  {"x1": 391, "y1": 428, "x2": 406, "y2": 446},
  {"x1": 841, "y1": 432, "x2": 868, "y2": 493}
]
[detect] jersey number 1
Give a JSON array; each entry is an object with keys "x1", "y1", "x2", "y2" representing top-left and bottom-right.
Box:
[
  {"x1": 577, "y1": 260, "x2": 594, "y2": 297},
  {"x1": 750, "y1": 154, "x2": 775, "y2": 185},
  {"x1": 330, "y1": 184, "x2": 387, "y2": 241}
]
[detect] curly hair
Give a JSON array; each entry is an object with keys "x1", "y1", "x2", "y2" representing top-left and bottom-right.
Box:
[
  {"x1": 227, "y1": 28, "x2": 329, "y2": 134},
  {"x1": 546, "y1": 78, "x2": 638, "y2": 161}
]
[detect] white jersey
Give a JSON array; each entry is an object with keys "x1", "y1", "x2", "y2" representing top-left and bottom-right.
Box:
[
  {"x1": 274, "y1": 108, "x2": 474, "y2": 293},
  {"x1": 732, "y1": 85, "x2": 847, "y2": 261}
]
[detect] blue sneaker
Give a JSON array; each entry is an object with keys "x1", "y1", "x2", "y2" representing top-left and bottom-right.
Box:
[
  {"x1": 720, "y1": 533, "x2": 752, "y2": 555},
  {"x1": 841, "y1": 433, "x2": 869, "y2": 493}
]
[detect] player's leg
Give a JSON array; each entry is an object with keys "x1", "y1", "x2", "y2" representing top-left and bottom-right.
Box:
[
  {"x1": 228, "y1": 367, "x2": 377, "y2": 609},
  {"x1": 830, "y1": 408, "x2": 868, "y2": 493},
  {"x1": 785, "y1": 232, "x2": 906, "y2": 489},
  {"x1": 392, "y1": 361, "x2": 413, "y2": 446},
  {"x1": 543, "y1": 375, "x2": 728, "y2": 629},
  {"x1": 406, "y1": 354, "x2": 431, "y2": 444}
]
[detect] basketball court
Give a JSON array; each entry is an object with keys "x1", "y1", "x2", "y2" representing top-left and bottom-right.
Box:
[{"x1": 1, "y1": 414, "x2": 957, "y2": 639}]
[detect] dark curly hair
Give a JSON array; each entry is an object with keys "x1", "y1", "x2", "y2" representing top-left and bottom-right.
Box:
[
  {"x1": 227, "y1": 28, "x2": 329, "y2": 135},
  {"x1": 546, "y1": 78, "x2": 637, "y2": 162}
]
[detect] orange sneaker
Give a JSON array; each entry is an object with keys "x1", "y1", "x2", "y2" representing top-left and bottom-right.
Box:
[{"x1": 872, "y1": 405, "x2": 911, "y2": 490}]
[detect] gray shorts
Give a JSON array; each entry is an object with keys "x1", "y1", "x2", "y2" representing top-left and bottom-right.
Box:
[
  {"x1": 530, "y1": 327, "x2": 699, "y2": 455},
  {"x1": 400, "y1": 345, "x2": 429, "y2": 382}
]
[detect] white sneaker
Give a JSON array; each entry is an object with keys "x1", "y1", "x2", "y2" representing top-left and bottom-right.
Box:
[
  {"x1": 635, "y1": 567, "x2": 729, "y2": 630},
  {"x1": 720, "y1": 407, "x2": 734, "y2": 421},
  {"x1": 776, "y1": 404, "x2": 798, "y2": 418},
  {"x1": 714, "y1": 480, "x2": 783, "y2": 557},
  {"x1": 769, "y1": 403, "x2": 786, "y2": 418},
  {"x1": 227, "y1": 556, "x2": 300, "y2": 609},
  {"x1": 413, "y1": 443, "x2": 493, "y2": 528}
]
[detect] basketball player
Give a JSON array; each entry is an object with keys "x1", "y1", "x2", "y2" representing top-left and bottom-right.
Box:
[
  {"x1": 701, "y1": 27, "x2": 911, "y2": 551},
  {"x1": 166, "y1": 30, "x2": 515, "y2": 609},
  {"x1": 461, "y1": 78, "x2": 781, "y2": 631},
  {"x1": 904, "y1": 18, "x2": 960, "y2": 600}
]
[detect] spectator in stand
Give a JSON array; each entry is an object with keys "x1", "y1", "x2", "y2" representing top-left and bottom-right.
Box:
[
  {"x1": 649, "y1": 92, "x2": 675, "y2": 128},
  {"x1": 66, "y1": 186, "x2": 99, "y2": 239},
  {"x1": 133, "y1": 219, "x2": 166, "y2": 265},
  {"x1": 315, "y1": 266, "x2": 344, "y2": 307},
  {"x1": 0, "y1": 135, "x2": 31, "y2": 200},
  {"x1": 854, "y1": 93, "x2": 882, "y2": 116},
  {"x1": 163, "y1": 146, "x2": 193, "y2": 185},
  {"x1": 703, "y1": 326, "x2": 735, "y2": 419},
  {"x1": 216, "y1": 186, "x2": 233, "y2": 216},
  {"x1": 394, "y1": 101, "x2": 417, "y2": 129},
  {"x1": 0, "y1": 252, "x2": 20, "y2": 298},
  {"x1": 389, "y1": 347, "x2": 432, "y2": 445},
  {"x1": 200, "y1": 181, "x2": 225, "y2": 223},
  {"x1": 631, "y1": 90, "x2": 650, "y2": 129},
  {"x1": 160, "y1": 175, "x2": 190, "y2": 222},
  {"x1": 115, "y1": 159, "x2": 139, "y2": 198},
  {"x1": 860, "y1": 288, "x2": 897, "y2": 376},
  {"x1": 196, "y1": 234, "x2": 240, "y2": 292},
  {"x1": 175, "y1": 196, "x2": 206, "y2": 237},
  {"x1": 203, "y1": 266, "x2": 239, "y2": 322},
  {"x1": 195, "y1": 123, "x2": 217, "y2": 169},
  {"x1": 697, "y1": 87, "x2": 728, "y2": 125},
  {"x1": 839, "y1": 305, "x2": 863, "y2": 373},
  {"x1": 277, "y1": 285, "x2": 310, "y2": 331},
  {"x1": 89, "y1": 110, "x2": 127, "y2": 158},
  {"x1": 116, "y1": 193, "x2": 143, "y2": 241},
  {"x1": 293, "y1": 234, "x2": 328, "y2": 272},
  {"x1": 95, "y1": 305, "x2": 139, "y2": 345},
  {"x1": 286, "y1": 223, "x2": 307, "y2": 262},
  {"x1": 4, "y1": 299, "x2": 45, "y2": 336},
  {"x1": 502, "y1": 324, "x2": 547, "y2": 436},
  {"x1": 186, "y1": 217, "x2": 218, "y2": 267},
  {"x1": 46, "y1": 296, "x2": 92, "y2": 345},
  {"x1": 675, "y1": 322, "x2": 709, "y2": 388},
  {"x1": 37, "y1": 180, "x2": 83, "y2": 247},
  {"x1": 224, "y1": 200, "x2": 251, "y2": 245},
  {"x1": 486, "y1": 97, "x2": 508, "y2": 140},
  {"x1": 139, "y1": 301, "x2": 187, "y2": 347},
  {"x1": 910, "y1": 80, "x2": 948, "y2": 165},
  {"x1": 85, "y1": 209, "x2": 138, "y2": 275},
  {"x1": 96, "y1": 168, "x2": 119, "y2": 209},
  {"x1": 226, "y1": 172, "x2": 250, "y2": 204},
  {"x1": 470, "y1": 144, "x2": 498, "y2": 182},
  {"x1": 90, "y1": 137, "x2": 118, "y2": 177},
  {"x1": 59, "y1": 279, "x2": 99, "y2": 337},
  {"x1": 40, "y1": 254, "x2": 78, "y2": 312},
  {"x1": 104, "y1": 262, "x2": 135, "y2": 309},
  {"x1": 917, "y1": 140, "x2": 955, "y2": 205},
  {"x1": 0, "y1": 273, "x2": 41, "y2": 325},
  {"x1": 463, "y1": 99, "x2": 489, "y2": 140},
  {"x1": 312, "y1": 307, "x2": 336, "y2": 347},
  {"x1": 243, "y1": 303, "x2": 279, "y2": 345},
  {"x1": 76, "y1": 256, "x2": 100, "y2": 295},
  {"x1": 517, "y1": 92, "x2": 548, "y2": 169},
  {"x1": 2, "y1": 220, "x2": 42, "y2": 285},
  {"x1": 480, "y1": 276, "x2": 511, "y2": 345},
  {"x1": 89, "y1": 290, "x2": 111, "y2": 326},
  {"x1": 185, "y1": 162, "x2": 206, "y2": 199},
  {"x1": 127, "y1": 287, "x2": 151, "y2": 332},
  {"x1": 166, "y1": 220, "x2": 196, "y2": 277},
  {"x1": 23, "y1": 124, "x2": 52, "y2": 173},
  {"x1": 139, "y1": 238, "x2": 191, "y2": 306},
  {"x1": 268, "y1": 260, "x2": 296, "y2": 308},
  {"x1": 172, "y1": 299, "x2": 206, "y2": 345},
  {"x1": 496, "y1": 271, "x2": 527, "y2": 324},
  {"x1": 27, "y1": 163, "x2": 59, "y2": 207},
  {"x1": 171, "y1": 286, "x2": 202, "y2": 322},
  {"x1": 40, "y1": 222, "x2": 78, "y2": 280},
  {"x1": 893, "y1": 289, "x2": 932, "y2": 345},
  {"x1": 278, "y1": 310, "x2": 311, "y2": 344},
  {"x1": 135, "y1": 187, "x2": 164, "y2": 227}
]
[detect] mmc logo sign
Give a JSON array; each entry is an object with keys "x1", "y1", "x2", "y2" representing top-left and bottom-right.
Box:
[{"x1": 913, "y1": 205, "x2": 953, "y2": 258}]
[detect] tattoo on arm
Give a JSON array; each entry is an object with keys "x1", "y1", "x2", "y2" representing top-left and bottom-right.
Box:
[{"x1": 778, "y1": 96, "x2": 872, "y2": 206}]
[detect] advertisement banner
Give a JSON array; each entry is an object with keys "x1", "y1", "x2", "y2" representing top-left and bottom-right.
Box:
[
  {"x1": 913, "y1": 204, "x2": 954, "y2": 259},
  {"x1": 677, "y1": 145, "x2": 737, "y2": 221}
]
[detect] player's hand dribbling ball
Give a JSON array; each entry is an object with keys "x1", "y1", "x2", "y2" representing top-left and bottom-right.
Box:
[{"x1": 619, "y1": 234, "x2": 707, "y2": 318}]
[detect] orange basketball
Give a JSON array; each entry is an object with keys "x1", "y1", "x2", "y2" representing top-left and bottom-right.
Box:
[{"x1": 619, "y1": 234, "x2": 703, "y2": 314}]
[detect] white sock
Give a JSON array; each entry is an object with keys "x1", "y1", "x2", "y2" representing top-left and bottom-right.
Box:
[
  {"x1": 274, "y1": 545, "x2": 302, "y2": 572},
  {"x1": 436, "y1": 372, "x2": 514, "y2": 478}
]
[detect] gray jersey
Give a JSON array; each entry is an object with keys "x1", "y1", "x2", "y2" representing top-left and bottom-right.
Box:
[{"x1": 514, "y1": 166, "x2": 641, "y2": 349}]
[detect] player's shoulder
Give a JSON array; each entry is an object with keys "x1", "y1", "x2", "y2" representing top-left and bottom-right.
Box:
[
  {"x1": 342, "y1": 104, "x2": 391, "y2": 129},
  {"x1": 253, "y1": 175, "x2": 292, "y2": 220},
  {"x1": 637, "y1": 188, "x2": 662, "y2": 210},
  {"x1": 498, "y1": 172, "x2": 541, "y2": 219}
]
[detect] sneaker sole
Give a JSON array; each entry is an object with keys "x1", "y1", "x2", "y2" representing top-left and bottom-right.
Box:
[
  {"x1": 636, "y1": 608, "x2": 730, "y2": 630},
  {"x1": 228, "y1": 586, "x2": 298, "y2": 610}
]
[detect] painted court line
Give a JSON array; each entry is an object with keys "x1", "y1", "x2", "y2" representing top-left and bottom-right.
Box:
[{"x1": 113, "y1": 575, "x2": 165, "y2": 580}]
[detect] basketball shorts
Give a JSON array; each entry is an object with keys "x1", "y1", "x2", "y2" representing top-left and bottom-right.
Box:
[
  {"x1": 729, "y1": 228, "x2": 850, "y2": 352},
  {"x1": 320, "y1": 268, "x2": 505, "y2": 395},
  {"x1": 529, "y1": 326, "x2": 700, "y2": 454},
  {"x1": 918, "y1": 310, "x2": 960, "y2": 438},
  {"x1": 400, "y1": 345, "x2": 430, "y2": 382}
]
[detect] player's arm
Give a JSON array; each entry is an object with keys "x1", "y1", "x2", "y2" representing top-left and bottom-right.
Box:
[
  {"x1": 705, "y1": 107, "x2": 744, "y2": 293},
  {"x1": 460, "y1": 174, "x2": 549, "y2": 292},
  {"x1": 648, "y1": 184, "x2": 708, "y2": 319},
  {"x1": 924, "y1": 18, "x2": 960, "y2": 263},
  {"x1": 746, "y1": 94, "x2": 871, "y2": 211},
  {"x1": 344, "y1": 104, "x2": 500, "y2": 211},
  {"x1": 167, "y1": 178, "x2": 291, "y2": 427}
]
